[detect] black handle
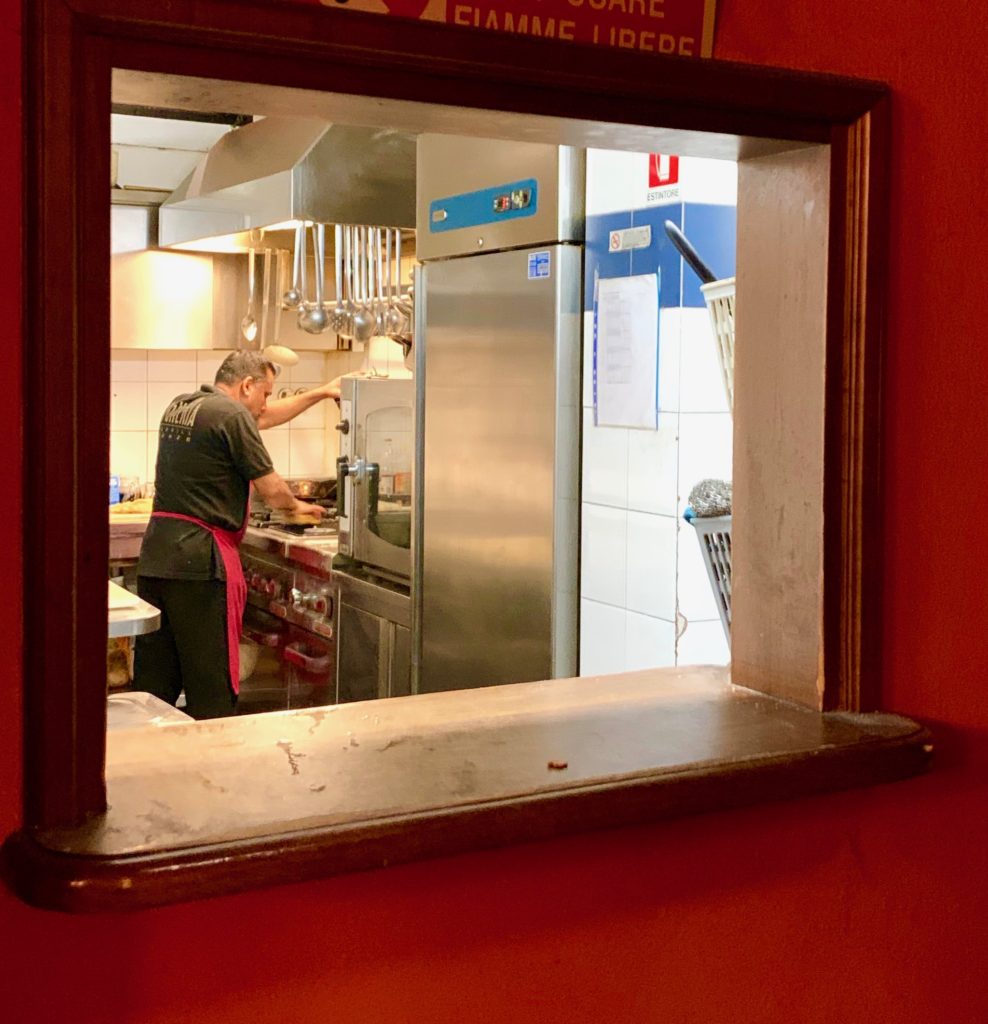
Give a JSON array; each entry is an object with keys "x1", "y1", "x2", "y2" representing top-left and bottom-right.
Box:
[
  {"x1": 663, "y1": 220, "x2": 717, "y2": 285},
  {"x1": 335, "y1": 456, "x2": 349, "y2": 517},
  {"x1": 366, "y1": 462, "x2": 379, "y2": 525}
]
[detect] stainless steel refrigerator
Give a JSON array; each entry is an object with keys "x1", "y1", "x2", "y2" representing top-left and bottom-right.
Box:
[{"x1": 412, "y1": 135, "x2": 585, "y2": 694}]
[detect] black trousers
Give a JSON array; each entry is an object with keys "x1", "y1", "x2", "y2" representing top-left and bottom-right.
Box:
[{"x1": 133, "y1": 576, "x2": 237, "y2": 720}]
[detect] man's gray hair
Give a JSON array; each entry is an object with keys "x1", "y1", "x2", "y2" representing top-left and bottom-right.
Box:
[{"x1": 214, "y1": 351, "x2": 277, "y2": 385}]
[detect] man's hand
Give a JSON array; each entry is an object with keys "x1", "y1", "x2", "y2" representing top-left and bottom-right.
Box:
[{"x1": 292, "y1": 499, "x2": 324, "y2": 520}]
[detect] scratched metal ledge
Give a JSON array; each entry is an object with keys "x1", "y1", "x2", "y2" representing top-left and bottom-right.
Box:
[{"x1": 2, "y1": 667, "x2": 932, "y2": 912}]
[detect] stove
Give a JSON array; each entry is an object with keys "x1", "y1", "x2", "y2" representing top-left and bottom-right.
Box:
[{"x1": 248, "y1": 503, "x2": 339, "y2": 538}]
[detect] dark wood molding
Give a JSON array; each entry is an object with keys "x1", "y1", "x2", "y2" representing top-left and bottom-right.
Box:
[
  {"x1": 824, "y1": 99, "x2": 890, "y2": 712},
  {"x1": 16, "y1": 0, "x2": 898, "y2": 902}
]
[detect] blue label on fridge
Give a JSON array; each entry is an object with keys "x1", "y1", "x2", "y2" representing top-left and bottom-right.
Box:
[
  {"x1": 527, "y1": 250, "x2": 551, "y2": 280},
  {"x1": 429, "y1": 178, "x2": 539, "y2": 233}
]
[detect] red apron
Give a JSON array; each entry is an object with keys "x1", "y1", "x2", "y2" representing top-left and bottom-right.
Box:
[{"x1": 151, "y1": 510, "x2": 248, "y2": 695}]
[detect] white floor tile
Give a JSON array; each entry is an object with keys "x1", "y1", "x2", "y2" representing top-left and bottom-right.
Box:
[
  {"x1": 582, "y1": 407, "x2": 628, "y2": 508},
  {"x1": 625, "y1": 511, "x2": 677, "y2": 620},
  {"x1": 579, "y1": 599, "x2": 627, "y2": 676},
  {"x1": 626, "y1": 611, "x2": 677, "y2": 670},
  {"x1": 580, "y1": 503, "x2": 627, "y2": 607}
]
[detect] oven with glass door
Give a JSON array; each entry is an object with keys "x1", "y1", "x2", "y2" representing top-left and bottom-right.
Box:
[{"x1": 336, "y1": 377, "x2": 414, "y2": 582}]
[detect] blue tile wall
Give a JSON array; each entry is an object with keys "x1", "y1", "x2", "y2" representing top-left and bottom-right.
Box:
[
  {"x1": 681, "y1": 204, "x2": 737, "y2": 307},
  {"x1": 629, "y1": 205, "x2": 685, "y2": 307},
  {"x1": 583, "y1": 210, "x2": 634, "y2": 310},
  {"x1": 583, "y1": 202, "x2": 735, "y2": 311}
]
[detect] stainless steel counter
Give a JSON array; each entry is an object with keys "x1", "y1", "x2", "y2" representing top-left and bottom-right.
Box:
[{"x1": 108, "y1": 579, "x2": 161, "y2": 638}]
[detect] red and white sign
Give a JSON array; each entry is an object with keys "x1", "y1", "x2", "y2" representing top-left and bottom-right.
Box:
[
  {"x1": 648, "y1": 153, "x2": 679, "y2": 187},
  {"x1": 307, "y1": 0, "x2": 717, "y2": 58}
]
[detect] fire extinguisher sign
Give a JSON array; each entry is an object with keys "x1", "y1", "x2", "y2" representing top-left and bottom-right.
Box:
[
  {"x1": 649, "y1": 154, "x2": 679, "y2": 187},
  {"x1": 647, "y1": 154, "x2": 681, "y2": 204}
]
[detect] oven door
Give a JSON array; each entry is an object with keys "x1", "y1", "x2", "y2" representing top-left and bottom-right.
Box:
[
  {"x1": 239, "y1": 612, "x2": 337, "y2": 713},
  {"x1": 239, "y1": 607, "x2": 288, "y2": 714},
  {"x1": 339, "y1": 378, "x2": 413, "y2": 579},
  {"x1": 281, "y1": 624, "x2": 336, "y2": 710},
  {"x1": 336, "y1": 570, "x2": 411, "y2": 704}
]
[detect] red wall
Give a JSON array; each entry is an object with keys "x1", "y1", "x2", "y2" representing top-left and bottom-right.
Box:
[{"x1": 5, "y1": 3, "x2": 988, "y2": 1020}]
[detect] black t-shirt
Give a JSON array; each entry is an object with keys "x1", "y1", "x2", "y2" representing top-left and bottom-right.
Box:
[{"x1": 138, "y1": 386, "x2": 274, "y2": 581}]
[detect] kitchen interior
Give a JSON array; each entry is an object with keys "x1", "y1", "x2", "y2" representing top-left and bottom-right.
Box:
[{"x1": 106, "y1": 71, "x2": 737, "y2": 730}]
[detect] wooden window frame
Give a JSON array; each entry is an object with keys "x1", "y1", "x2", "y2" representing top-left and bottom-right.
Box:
[{"x1": 4, "y1": 0, "x2": 927, "y2": 912}]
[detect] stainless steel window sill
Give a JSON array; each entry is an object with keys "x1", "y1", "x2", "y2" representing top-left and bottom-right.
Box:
[{"x1": 3, "y1": 667, "x2": 931, "y2": 912}]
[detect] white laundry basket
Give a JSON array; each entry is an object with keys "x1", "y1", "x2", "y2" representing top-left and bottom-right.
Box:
[
  {"x1": 689, "y1": 514, "x2": 732, "y2": 641},
  {"x1": 700, "y1": 276, "x2": 735, "y2": 413}
]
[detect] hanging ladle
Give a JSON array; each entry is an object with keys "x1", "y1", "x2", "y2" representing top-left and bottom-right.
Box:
[
  {"x1": 241, "y1": 247, "x2": 258, "y2": 344},
  {"x1": 329, "y1": 222, "x2": 348, "y2": 333},
  {"x1": 351, "y1": 225, "x2": 376, "y2": 343},
  {"x1": 298, "y1": 223, "x2": 330, "y2": 334},
  {"x1": 282, "y1": 223, "x2": 303, "y2": 309}
]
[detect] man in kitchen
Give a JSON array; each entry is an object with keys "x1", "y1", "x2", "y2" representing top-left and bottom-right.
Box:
[{"x1": 132, "y1": 351, "x2": 336, "y2": 719}]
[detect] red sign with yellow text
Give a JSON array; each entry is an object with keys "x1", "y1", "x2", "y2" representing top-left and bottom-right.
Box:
[{"x1": 311, "y1": 0, "x2": 716, "y2": 58}]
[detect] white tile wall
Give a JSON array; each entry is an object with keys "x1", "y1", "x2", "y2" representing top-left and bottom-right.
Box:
[
  {"x1": 586, "y1": 150, "x2": 651, "y2": 216},
  {"x1": 678, "y1": 307, "x2": 731, "y2": 414},
  {"x1": 110, "y1": 382, "x2": 147, "y2": 431},
  {"x1": 110, "y1": 349, "x2": 337, "y2": 484},
  {"x1": 582, "y1": 408, "x2": 628, "y2": 508},
  {"x1": 626, "y1": 612, "x2": 677, "y2": 671},
  {"x1": 625, "y1": 511, "x2": 677, "y2": 620},
  {"x1": 678, "y1": 156, "x2": 738, "y2": 207},
  {"x1": 146, "y1": 351, "x2": 198, "y2": 382},
  {"x1": 677, "y1": 617, "x2": 730, "y2": 666},
  {"x1": 263, "y1": 430, "x2": 290, "y2": 476},
  {"x1": 580, "y1": 504, "x2": 627, "y2": 608},
  {"x1": 677, "y1": 413, "x2": 733, "y2": 514},
  {"x1": 110, "y1": 430, "x2": 147, "y2": 482},
  {"x1": 110, "y1": 350, "x2": 147, "y2": 381},
  {"x1": 658, "y1": 308, "x2": 683, "y2": 413},
  {"x1": 580, "y1": 599, "x2": 627, "y2": 675},
  {"x1": 627, "y1": 415, "x2": 679, "y2": 517},
  {"x1": 677, "y1": 523, "x2": 722, "y2": 623},
  {"x1": 287, "y1": 429, "x2": 326, "y2": 477},
  {"x1": 580, "y1": 149, "x2": 735, "y2": 676}
]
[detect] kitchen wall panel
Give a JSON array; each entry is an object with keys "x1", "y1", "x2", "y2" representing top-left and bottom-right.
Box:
[{"x1": 579, "y1": 149, "x2": 736, "y2": 673}]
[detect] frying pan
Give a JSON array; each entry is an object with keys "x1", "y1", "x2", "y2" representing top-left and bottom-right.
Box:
[{"x1": 663, "y1": 220, "x2": 717, "y2": 285}]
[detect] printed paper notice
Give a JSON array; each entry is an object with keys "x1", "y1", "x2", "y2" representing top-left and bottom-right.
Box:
[{"x1": 593, "y1": 273, "x2": 659, "y2": 429}]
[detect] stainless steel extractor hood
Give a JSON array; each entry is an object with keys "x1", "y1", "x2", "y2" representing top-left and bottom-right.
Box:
[{"x1": 158, "y1": 117, "x2": 417, "y2": 251}]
